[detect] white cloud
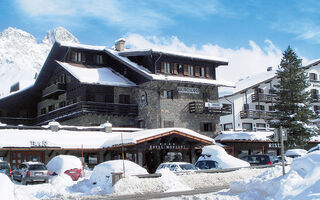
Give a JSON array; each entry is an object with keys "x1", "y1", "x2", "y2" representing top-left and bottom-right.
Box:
[{"x1": 125, "y1": 34, "x2": 284, "y2": 83}]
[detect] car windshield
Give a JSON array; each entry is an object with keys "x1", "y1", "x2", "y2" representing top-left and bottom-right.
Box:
[
  {"x1": 179, "y1": 164, "x2": 196, "y2": 170},
  {"x1": 195, "y1": 160, "x2": 217, "y2": 169},
  {"x1": 29, "y1": 164, "x2": 47, "y2": 170},
  {"x1": 0, "y1": 163, "x2": 9, "y2": 170}
]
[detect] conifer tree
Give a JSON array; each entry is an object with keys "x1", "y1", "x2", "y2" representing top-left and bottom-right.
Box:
[{"x1": 273, "y1": 46, "x2": 315, "y2": 147}]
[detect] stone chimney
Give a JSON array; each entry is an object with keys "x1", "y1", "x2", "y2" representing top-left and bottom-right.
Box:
[
  {"x1": 101, "y1": 121, "x2": 112, "y2": 133},
  {"x1": 267, "y1": 66, "x2": 273, "y2": 71},
  {"x1": 115, "y1": 38, "x2": 126, "y2": 51}
]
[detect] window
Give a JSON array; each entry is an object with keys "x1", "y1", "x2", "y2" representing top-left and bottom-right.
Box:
[
  {"x1": 269, "y1": 106, "x2": 275, "y2": 111},
  {"x1": 72, "y1": 51, "x2": 85, "y2": 63},
  {"x1": 255, "y1": 105, "x2": 265, "y2": 110},
  {"x1": 40, "y1": 108, "x2": 46, "y2": 115},
  {"x1": 138, "y1": 120, "x2": 145, "y2": 128},
  {"x1": 200, "y1": 67, "x2": 205, "y2": 77},
  {"x1": 309, "y1": 73, "x2": 317, "y2": 81},
  {"x1": 178, "y1": 64, "x2": 183, "y2": 74},
  {"x1": 254, "y1": 88, "x2": 264, "y2": 94},
  {"x1": 164, "y1": 62, "x2": 171, "y2": 74},
  {"x1": 223, "y1": 123, "x2": 233, "y2": 131},
  {"x1": 164, "y1": 120, "x2": 174, "y2": 128},
  {"x1": 256, "y1": 123, "x2": 266, "y2": 128},
  {"x1": 243, "y1": 104, "x2": 249, "y2": 110},
  {"x1": 242, "y1": 123, "x2": 253, "y2": 131},
  {"x1": 314, "y1": 105, "x2": 320, "y2": 114},
  {"x1": 188, "y1": 65, "x2": 194, "y2": 76},
  {"x1": 200, "y1": 122, "x2": 213, "y2": 132},
  {"x1": 48, "y1": 105, "x2": 55, "y2": 112},
  {"x1": 163, "y1": 90, "x2": 173, "y2": 99},
  {"x1": 119, "y1": 94, "x2": 130, "y2": 104},
  {"x1": 95, "y1": 55, "x2": 103, "y2": 64}
]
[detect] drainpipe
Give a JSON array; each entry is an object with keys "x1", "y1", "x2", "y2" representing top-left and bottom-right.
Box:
[{"x1": 225, "y1": 98, "x2": 235, "y2": 130}]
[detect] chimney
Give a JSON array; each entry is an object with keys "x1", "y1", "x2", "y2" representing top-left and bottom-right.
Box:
[
  {"x1": 101, "y1": 121, "x2": 112, "y2": 133},
  {"x1": 267, "y1": 66, "x2": 273, "y2": 71},
  {"x1": 49, "y1": 121, "x2": 60, "y2": 132},
  {"x1": 115, "y1": 38, "x2": 126, "y2": 51}
]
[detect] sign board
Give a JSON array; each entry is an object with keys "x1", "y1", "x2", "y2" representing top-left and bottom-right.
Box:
[
  {"x1": 205, "y1": 102, "x2": 222, "y2": 109},
  {"x1": 273, "y1": 128, "x2": 288, "y2": 141},
  {"x1": 177, "y1": 87, "x2": 200, "y2": 94},
  {"x1": 30, "y1": 140, "x2": 48, "y2": 147},
  {"x1": 148, "y1": 143, "x2": 186, "y2": 150}
]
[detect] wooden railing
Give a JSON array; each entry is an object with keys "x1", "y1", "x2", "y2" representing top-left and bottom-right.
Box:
[
  {"x1": 42, "y1": 83, "x2": 66, "y2": 98},
  {"x1": 189, "y1": 102, "x2": 232, "y2": 115},
  {"x1": 252, "y1": 93, "x2": 276, "y2": 103},
  {"x1": 240, "y1": 110, "x2": 277, "y2": 119}
]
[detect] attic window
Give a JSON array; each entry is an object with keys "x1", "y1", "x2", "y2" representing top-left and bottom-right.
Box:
[
  {"x1": 95, "y1": 55, "x2": 103, "y2": 64},
  {"x1": 72, "y1": 51, "x2": 86, "y2": 63}
]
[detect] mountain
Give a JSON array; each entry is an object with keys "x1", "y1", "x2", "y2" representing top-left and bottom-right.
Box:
[{"x1": 0, "y1": 27, "x2": 79, "y2": 97}]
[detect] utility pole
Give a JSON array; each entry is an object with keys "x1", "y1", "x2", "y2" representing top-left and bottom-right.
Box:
[{"x1": 280, "y1": 126, "x2": 285, "y2": 176}]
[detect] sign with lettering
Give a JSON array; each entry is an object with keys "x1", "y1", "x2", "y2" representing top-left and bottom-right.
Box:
[
  {"x1": 177, "y1": 87, "x2": 200, "y2": 94},
  {"x1": 148, "y1": 143, "x2": 186, "y2": 150},
  {"x1": 268, "y1": 143, "x2": 280, "y2": 148},
  {"x1": 30, "y1": 140, "x2": 48, "y2": 147},
  {"x1": 205, "y1": 102, "x2": 221, "y2": 109}
]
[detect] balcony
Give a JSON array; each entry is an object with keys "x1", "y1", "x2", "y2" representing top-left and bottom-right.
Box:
[
  {"x1": 189, "y1": 101, "x2": 232, "y2": 115},
  {"x1": 42, "y1": 83, "x2": 66, "y2": 99},
  {"x1": 252, "y1": 93, "x2": 276, "y2": 103},
  {"x1": 240, "y1": 110, "x2": 277, "y2": 119}
]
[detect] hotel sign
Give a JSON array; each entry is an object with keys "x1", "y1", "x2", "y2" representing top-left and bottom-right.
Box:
[
  {"x1": 148, "y1": 143, "x2": 186, "y2": 150},
  {"x1": 177, "y1": 87, "x2": 200, "y2": 94}
]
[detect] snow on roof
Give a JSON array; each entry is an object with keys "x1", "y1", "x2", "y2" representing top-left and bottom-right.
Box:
[
  {"x1": 304, "y1": 58, "x2": 320, "y2": 68},
  {"x1": 57, "y1": 61, "x2": 136, "y2": 87},
  {"x1": 214, "y1": 131, "x2": 274, "y2": 142},
  {"x1": 101, "y1": 128, "x2": 215, "y2": 148},
  {"x1": 220, "y1": 70, "x2": 277, "y2": 97},
  {"x1": 119, "y1": 48, "x2": 228, "y2": 63},
  {"x1": 58, "y1": 41, "x2": 106, "y2": 51},
  {"x1": 106, "y1": 49, "x2": 234, "y2": 87},
  {"x1": 0, "y1": 127, "x2": 213, "y2": 149}
]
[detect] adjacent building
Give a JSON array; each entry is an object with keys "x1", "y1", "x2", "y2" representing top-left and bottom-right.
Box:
[{"x1": 0, "y1": 40, "x2": 233, "y2": 136}]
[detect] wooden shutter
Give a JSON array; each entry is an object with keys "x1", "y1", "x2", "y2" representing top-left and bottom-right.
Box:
[
  {"x1": 71, "y1": 51, "x2": 75, "y2": 62},
  {"x1": 173, "y1": 64, "x2": 178, "y2": 75},
  {"x1": 205, "y1": 67, "x2": 210, "y2": 78},
  {"x1": 81, "y1": 53, "x2": 86, "y2": 63},
  {"x1": 195, "y1": 66, "x2": 200, "y2": 77},
  {"x1": 183, "y1": 65, "x2": 188, "y2": 75},
  {"x1": 161, "y1": 62, "x2": 164, "y2": 73}
]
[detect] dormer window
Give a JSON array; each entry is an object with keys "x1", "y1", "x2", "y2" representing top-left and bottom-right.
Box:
[
  {"x1": 188, "y1": 65, "x2": 194, "y2": 76},
  {"x1": 164, "y1": 63, "x2": 171, "y2": 74},
  {"x1": 72, "y1": 51, "x2": 86, "y2": 63},
  {"x1": 200, "y1": 67, "x2": 205, "y2": 77}
]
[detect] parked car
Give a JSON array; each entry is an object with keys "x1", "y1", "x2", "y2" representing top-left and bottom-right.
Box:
[
  {"x1": 277, "y1": 156, "x2": 293, "y2": 165},
  {"x1": 308, "y1": 144, "x2": 320, "y2": 154},
  {"x1": 0, "y1": 161, "x2": 12, "y2": 178},
  {"x1": 196, "y1": 145, "x2": 250, "y2": 169},
  {"x1": 240, "y1": 154, "x2": 279, "y2": 166},
  {"x1": 46, "y1": 155, "x2": 82, "y2": 181},
  {"x1": 155, "y1": 162, "x2": 198, "y2": 173},
  {"x1": 285, "y1": 149, "x2": 307, "y2": 158},
  {"x1": 12, "y1": 162, "x2": 49, "y2": 184}
]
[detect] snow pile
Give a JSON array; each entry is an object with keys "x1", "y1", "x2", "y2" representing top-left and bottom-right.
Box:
[
  {"x1": 285, "y1": 149, "x2": 307, "y2": 158},
  {"x1": 0, "y1": 27, "x2": 78, "y2": 96},
  {"x1": 230, "y1": 151, "x2": 320, "y2": 200},
  {"x1": 308, "y1": 144, "x2": 320, "y2": 153},
  {"x1": 89, "y1": 160, "x2": 148, "y2": 194},
  {"x1": 0, "y1": 173, "x2": 14, "y2": 200},
  {"x1": 46, "y1": 155, "x2": 82, "y2": 175},
  {"x1": 215, "y1": 130, "x2": 274, "y2": 141},
  {"x1": 198, "y1": 145, "x2": 250, "y2": 168}
]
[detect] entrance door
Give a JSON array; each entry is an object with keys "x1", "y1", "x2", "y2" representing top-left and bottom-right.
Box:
[{"x1": 10, "y1": 151, "x2": 45, "y2": 169}]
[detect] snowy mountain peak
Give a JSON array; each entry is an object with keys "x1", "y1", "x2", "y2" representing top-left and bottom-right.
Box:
[
  {"x1": 0, "y1": 27, "x2": 36, "y2": 44},
  {"x1": 43, "y1": 26, "x2": 79, "y2": 45}
]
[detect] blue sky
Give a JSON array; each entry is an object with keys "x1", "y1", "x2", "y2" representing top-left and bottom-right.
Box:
[{"x1": 1, "y1": 0, "x2": 320, "y2": 82}]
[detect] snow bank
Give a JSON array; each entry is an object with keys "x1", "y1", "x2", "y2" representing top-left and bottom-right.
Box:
[
  {"x1": 46, "y1": 155, "x2": 82, "y2": 175},
  {"x1": 198, "y1": 145, "x2": 250, "y2": 168},
  {"x1": 0, "y1": 173, "x2": 14, "y2": 200},
  {"x1": 285, "y1": 149, "x2": 307, "y2": 158},
  {"x1": 230, "y1": 151, "x2": 320, "y2": 200}
]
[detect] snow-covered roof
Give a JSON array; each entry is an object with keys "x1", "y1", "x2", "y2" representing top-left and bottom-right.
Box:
[
  {"x1": 58, "y1": 41, "x2": 106, "y2": 51},
  {"x1": 57, "y1": 61, "x2": 136, "y2": 87},
  {"x1": 118, "y1": 49, "x2": 228, "y2": 63},
  {"x1": 220, "y1": 70, "x2": 277, "y2": 97},
  {"x1": 0, "y1": 127, "x2": 214, "y2": 149},
  {"x1": 214, "y1": 131, "x2": 274, "y2": 142},
  {"x1": 106, "y1": 49, "x2": 234, "y2": 87}
]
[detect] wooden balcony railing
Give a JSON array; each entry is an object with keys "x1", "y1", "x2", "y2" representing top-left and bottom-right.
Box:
[
  {"x1": 42, "y1": 82, "x2": 66, "y2": 98},
  {"x1": 252, "y1": 93, "x2": 276, "y2": 103},
  {"x1": 189, "y1": 101, "x2": 232, "y2": 115},
  {"x1": 240, "y1": 110, "x2": 277, "y2": 119}
]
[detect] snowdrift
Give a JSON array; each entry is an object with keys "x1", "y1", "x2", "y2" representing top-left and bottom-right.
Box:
[{"x1": 0, "y1": 173, "x2": 14, "y2": 200}]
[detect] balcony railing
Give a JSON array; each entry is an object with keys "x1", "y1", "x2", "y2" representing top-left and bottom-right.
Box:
[
  {"x1": 240, "y1": 110, "x2": 277, "y2": 119},
  {"x1": 252, "y1": 93, "x2": 276, "y2": 103},
  {"x1": 42, "y1": 83, "x2": 66, "y2": 98},
  {"x1": 0, "y1": 101, "x2": 138, "y2": 126},
  {"x1": 189, "y1": 101, "x2": 232, "y2": 115}
]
